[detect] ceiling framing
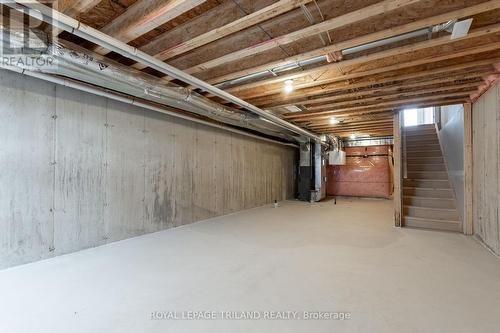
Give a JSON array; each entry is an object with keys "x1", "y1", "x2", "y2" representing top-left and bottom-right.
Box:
[{"x1": 12, "y1": 0, "x2": 500, "y2": 139}]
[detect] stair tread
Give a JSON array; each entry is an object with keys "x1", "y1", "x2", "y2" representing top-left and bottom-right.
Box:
[
  {"x1": 404, "y1": 205, "x2": 457, "y2": 212},
  {"x1": 403, "y1": 196, "x2": 454, "y2": 200},
  {"x1": 404, "y1": 178, "x2": 448, "y2": 182},
  {"x1": 411, "y1": 162, "x2": 444, "y2": 165},
  {"x1": 403, "y1": 186, "x2": 451, "y2": 190},
  {"x1": 403, "y1": 216, "x2": 460, "y2": 224},
  {"x1": 406, "y1": 149, "x2": 442, "y2": 152}
]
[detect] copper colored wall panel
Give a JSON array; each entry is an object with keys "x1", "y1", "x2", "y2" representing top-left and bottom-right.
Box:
[{"x1": 327, "y1": 145, "x2": 391, "y2": 198}]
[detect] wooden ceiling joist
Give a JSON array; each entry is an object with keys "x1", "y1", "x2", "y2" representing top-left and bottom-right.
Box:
[
  {"x1": 231, "y1": 40, "x2": 500, "y2": 100},
  {"x1": 264, "y1": 76, "x2": 485, "y2": 109},
  {"x1": 57, "y1": 0, "x2": 101, "y2": 18},
  {"x1": 303, "y1": 82, "x2": 481, "y2": 112},
  {"x1": 206, "y1": 0, "x2": 500, "y2": 85},
  {"x1": 292, "y1": 98, "x2": 467, "y2": 126},
  {"x1": 94, "y1": 0, "x2": 206, "y2": 54},
  {"x1": 308, "y1": 119, "x2": 407, "y2": 130},
  {"x1": 285, "y1": 93, "x2": 472, "y2": 120},
  {"x1": 313, "y1": 124, "x2": 394, "y2": 132},
  {"x1": 325, "y1": 129, "x2": 393, "y2": 138},
  {"x1": 132, "y1": 0, "x2": 314, "y2": 70},
  {"x1": 300, "y1": 112, "x2": 396, "y2": 125},
  {"x1": 250, "y1": 59, "x2": 500, "y2": 107},
  {"x1": 50, "y1": 0, "x2": 500, "y2": 137},
  {"x1": 179, "y1": 0, "x2": 421, "y2": 75},
  {"x1": 257, "y1": 73, "x2": 487, "y2": 108}
]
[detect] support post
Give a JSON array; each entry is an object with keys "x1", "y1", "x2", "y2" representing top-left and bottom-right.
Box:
[
  {"x1": 393, "y1": 110, "x2": 403, "y2": 227},
  {"x1": 463, "y1": 102, "x2": 473, "y2": 235}
]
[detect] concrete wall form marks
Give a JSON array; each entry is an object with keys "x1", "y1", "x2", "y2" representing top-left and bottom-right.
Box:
[
  {"x1": 0, "y1": 70, "x2": 297, "y2": 269},
  {"x1": 472, "y1": 82, "x2": 500, "y2": 256}
]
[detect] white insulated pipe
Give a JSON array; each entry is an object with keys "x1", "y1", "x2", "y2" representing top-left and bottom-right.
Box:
[{"x1": 7, "y1": 0, "x2": 323, "y2": 143}]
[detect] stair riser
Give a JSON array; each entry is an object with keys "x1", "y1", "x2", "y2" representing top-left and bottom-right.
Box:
[
  {"x1": 405, "y1": 124, "x2": 436, "y2": 131},
  {"x1": 406, "y1": 131, "x2": 438, "y2": 137},
  {"x1": 406, "y1": 140, "x2": 440, "y2": 147},
  {"x1": 403, "y1": 179, "x2": 450, "y2": 188},
  {"x1": 403, "y1": 188, "x2": 453, "y2": 198},
  {"x1": 403, "y1": 217, "x2": 461, "y2": 232},
  {"x1": 407, "y1": 171, "x2": 448, "y2": 180},
  {"x1": 407, "y1": 151, "x2": 442, "y2": 158},
  {"x1": 406, "y1": 157, "x2": 444, "y2": 164},
  {"x1": 406, "y1": 144, "x2": 441, "y2": 151},
  {"x1": 407, "y1": 164, "x2": 446, "y2": 171},
  {"x1": 403, "y1": 197, "x2": 456, "y2": 209},
  {"x1": 404, "y1": 206, "x2": 459, "y2": 221},
  {"x1": 404, "y1": 129, "x2": 436, "y2": 136}
]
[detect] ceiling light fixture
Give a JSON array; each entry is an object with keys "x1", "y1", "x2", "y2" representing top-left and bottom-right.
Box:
[
  {"x1": 451, "y1": 18, "x2": 473, "y2": 39},
  {"x1": 329, "y1": 117, "x2": 339, "y2": 125},
  {"x1": 283, "y1": 79, "x2": 294, "y2": 93},
  {"x1": 350, "y1": 133, "x2": 357, "y2": 140}
]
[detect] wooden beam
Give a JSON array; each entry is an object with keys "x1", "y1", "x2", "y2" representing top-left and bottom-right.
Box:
[
  {"x1": 231, "y1": 40, "x2": 500, "y2": 99},
  {"x1": 206, "y1": 0, "x2": 500, "y2": 85},
  {"x1": 94, "y1": 0, "x2": 206, "y2": 54},
  {"x1": 256, "y1": 73, "x2": 487, "y2": 108},
  {"x1": 285, "y1": 91, "x2": 474, "y2": 119},
  {"x1": 299, "y1": 111, "x2": 396, "y2": 125},
  {"x1": 291, "y1": 99, "x2": 469, "y2": 122},
  {"x1": 304, "y1": 83, "x2": 481, "y2": 112},
  {"x1": 288, "y1": 97, "x2": 471, "y2": 123},
  {"x1": 311, "y1": 123, "x2": 395, "y2": 132},
  {"x1": 313, "y1": 120, "x2": 395, "y2": 128},
  {"x1": 309, "y1": 118, "x2": 395, "y2": 129},
  {"x1": 179, "y1": 0, "x2": 421, "y2": 75},
  {"x1": 316, "y1": 124, "x2": 394, "y2": 132},
  {"x1": 327, "y1": 129, "x2": 394, "y2": 136},
  {"x1": 132, "y1": 0, "x2": 314, "y2": 70},
  {"x1": 57, "y1": 0, "x2": 100, "y2": 17},
  {"x1": 249, "y1": 60, "x2": 499, "y2": 106},
  {"x1": 464, "y1": 102, "x2": 474, "y2": 235},
  {"x1": 51, "y1": 0, "x2": 101, "y2": 35},
  {"x1": 393, "y1": 111, "x2": 402, "y2": 227}
]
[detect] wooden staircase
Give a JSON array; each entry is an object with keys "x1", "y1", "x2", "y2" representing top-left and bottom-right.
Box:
[{"x1": 402, "y1": 124, "x2": 461, "y2": 232}]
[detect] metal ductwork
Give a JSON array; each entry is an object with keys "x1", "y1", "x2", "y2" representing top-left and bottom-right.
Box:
[
  {"x1": 214, "y1": 22, "x2": 457, "y2": 89},
  {"x1": 3, "y1": 0, "x2": 323, "y2": 144},
  {"x1": 297, "y1": 135, "x2": 336, "y2": 202},
  {"x1": 0, "y1": 25, "x2": 307, "y2": 143}
]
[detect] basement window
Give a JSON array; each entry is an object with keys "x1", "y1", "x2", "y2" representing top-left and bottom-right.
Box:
[{"x1": 403, "y1": 107, "x2": 435, "y2": 127}]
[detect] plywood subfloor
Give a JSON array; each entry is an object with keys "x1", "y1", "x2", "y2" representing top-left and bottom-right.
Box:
[{"x1": 1, "y1": 198, "x2": 500, "y2": 332}]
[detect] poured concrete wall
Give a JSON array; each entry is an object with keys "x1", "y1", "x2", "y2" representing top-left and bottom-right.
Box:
[
  {"x1": 439, "y1": 104, "x2": 465, "y2": 224},
  {"x1": 472, "y1": 82, "x2": 500, "y2": 256},
  {"x1": 0, "y1": 69, "x2": 297, "y2": 269}
]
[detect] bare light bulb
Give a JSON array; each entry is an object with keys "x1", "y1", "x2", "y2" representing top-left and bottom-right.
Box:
[
  {"x1": 283, "y1": 84, "x2": 294, "y2": 94},
  {"x1": 329, "y1": 117, "x2": 339, "y2": 125}
]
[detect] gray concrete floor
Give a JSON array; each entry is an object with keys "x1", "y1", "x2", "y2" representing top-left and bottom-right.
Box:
[{"x1": 1, "y1": 198, "x2": 500, "y2": 333}]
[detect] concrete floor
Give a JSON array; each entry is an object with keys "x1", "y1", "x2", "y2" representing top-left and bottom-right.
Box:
[{"x1": 1, "y1": 198, "x2": 500, "y2": 333}]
